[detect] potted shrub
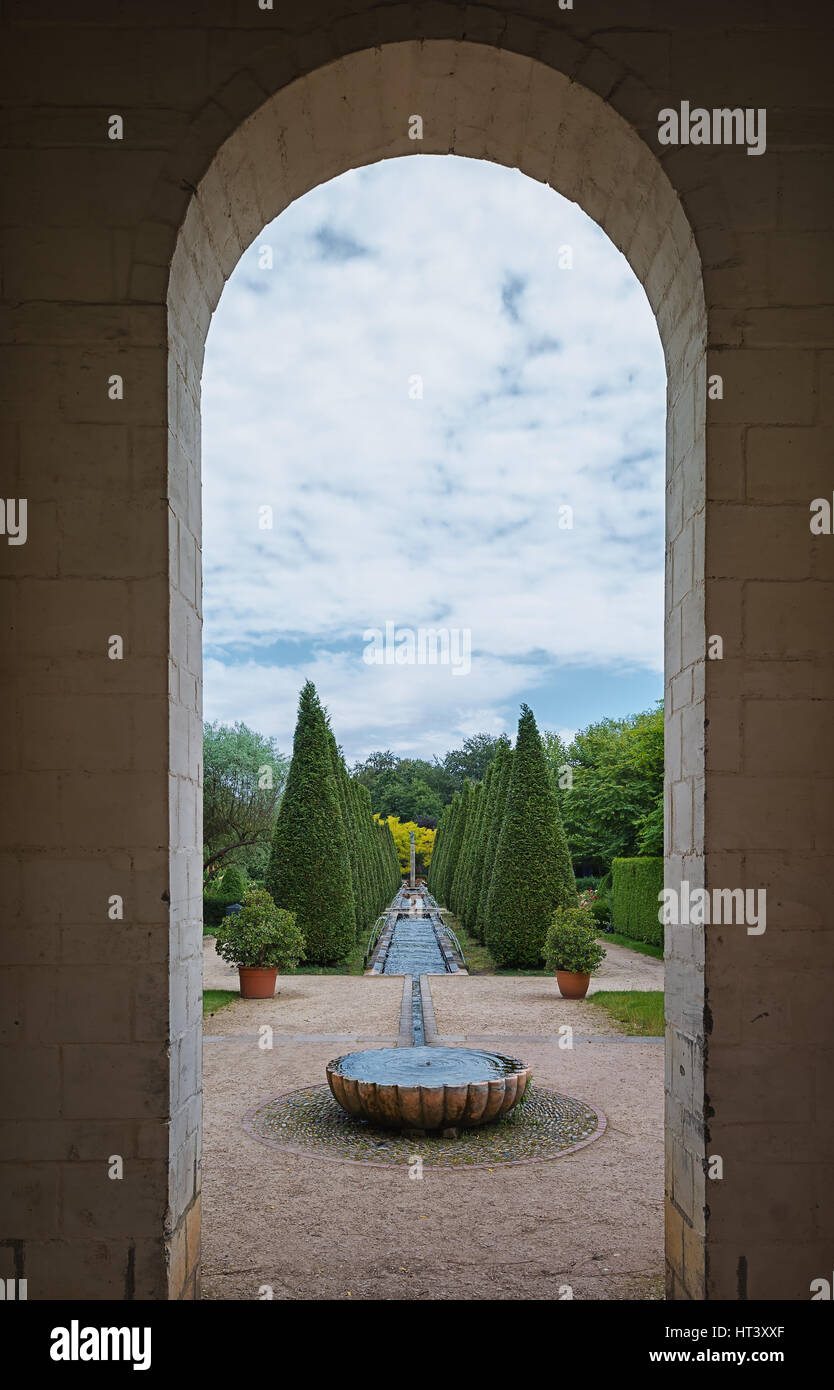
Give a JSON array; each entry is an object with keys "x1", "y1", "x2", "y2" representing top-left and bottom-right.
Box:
[
  {"x1": 544, "y1": 906, "x2": 607, "y2": 999},
  {"x1": 213, "y1": 886, "x2": 305, "y2": 999}
]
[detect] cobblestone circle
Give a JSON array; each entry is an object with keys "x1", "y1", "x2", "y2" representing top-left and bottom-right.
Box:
[{"x1": 245, "y1": 1083, "x2": 605, "y2": 1167}]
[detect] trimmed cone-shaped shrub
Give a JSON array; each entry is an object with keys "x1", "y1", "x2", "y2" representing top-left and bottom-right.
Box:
[
  {"x1": 452, "y1": 780, "x2": 482, "y2": 927},
  {"x1": 485, "y1": 705, "x2": 577, "y2": 967},
  {"x1": 353, "y1": 781, "x2": 373, "y2": 930},
  {"x1": 428, "y1": 802, "x2": 449, "y2": 896},
  {"x1": 370, "y1": 814, "x2": 383, "y2": 910},
  {"x1": 431, "y1": 795, "x2": 456, "y2": 903},
  {"x1": 266, "y1": 682, "x2": 355, "y2": 964},
  {"x1": 433, "y1": 801, "x2": 453, "y2": 896},
  {"x1": 553, "y1": 782, "x2": 576, "y2": 904},
  {"x1": 385, "y1": 820, "x2": 401, "y2": 891},
  {"x1": 346, "y1": 778, "x2": 364, "y2": 934},
  {"x1": 372, "y1": 821, "x2": 383, "y2": 906},
  {"x1": 327, "y1": 729, "x2": 364, "y2": 940},
  {"x1": 377, "y1": 820, "x2": 396, "y2": 898},
  {"x1": 376, "y1": 834, "x2": 386, "y2": 904},
  {"x1": 360, "y1": 785, "x2": 382, "y2": 914},
  {"x1": 449, "y1": 780, "x2": 474, "y2": 915},
  {"x1": 475, "y1": 738, "x2": 512, "y2": 941},
  {"x1": 439, "y1": 789, "x2": 465, "y2": 907},
  {"x1": 218, "y1": 863, "x2": 247, "y2": 902},
  {"x1": 460, "y1": 761, "x2": 493, "y2": 932}
]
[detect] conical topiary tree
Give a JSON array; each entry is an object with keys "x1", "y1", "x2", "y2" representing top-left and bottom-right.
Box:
[
  {"x1": 428, "y1": 800, "x2": 450, "y2": 896},
  {"x1": 429, "y1": 801, "x2": 447, "y2": 897},
  {"x1": 266, "y1": 681, "x2": 355, "y2": 964},
  {"x1": 552, "y1": 781, "x2": 576, "y2": 907},
  {"x1": 460, "y1": 760, "x2": 493, "y2": 932},
  {"x1": 371, "y1": 819, "x2": 383, "y2": 908},
  {"x1": 359, "y1": 785, "x2": 386, "y2": 917},
  {"x1": 452, "y1": 780, "x2": 481, "y2": 924},
  {"x1": 485, "y1": 705, "x2": 576, "y2": 967},
  {"x1": 443, "y1": 796, "x2": 463, "y2": 902},
  {"x1": 436, "y1": 790, "x2": 461, "y2": 906},
  {"x1": 357, "y1": 788, "x2": 372, "y2": 917},
  {"x1": 327, "y1": 728, "x2": 364, "y2": 939},
  {"x1": 385, "y1": 819, "x2": 401, "y2": 891},
  {"x1": 352, "y1": 779, "x2": 372, "y2": 933},
  {"x1": 474, "y1": 737, "x2": 512, "y2": 941},
  {"x1": 447, "y1": 782, "x2": 473, "y2": 914},
  {"x1": 377, "y1": 819, "x2": 395, "y2": 898},
  {"x1": 449, "y1": 780, "x2": 475, "y2": 915}
]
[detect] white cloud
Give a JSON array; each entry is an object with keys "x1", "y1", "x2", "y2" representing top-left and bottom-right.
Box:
[{"x1": 202, "y1": 155, "x2": 665, "y2": 758}]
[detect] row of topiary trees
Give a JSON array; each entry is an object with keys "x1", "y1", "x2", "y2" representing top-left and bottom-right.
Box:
[
  {"x1": 428, "y1": 704, "x2": 576, "y2": 967},
  {"x1": 266, "y1": 681, "x2": 401, "y2": 964}
]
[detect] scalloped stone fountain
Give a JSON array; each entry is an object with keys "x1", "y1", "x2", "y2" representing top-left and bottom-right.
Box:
[
  {"x1": 326, "y1": 1046, "x2": 532, "y2": 1134},
  {"x1": 328, "y1": 885, "x2": 532, "y2": 1134}
]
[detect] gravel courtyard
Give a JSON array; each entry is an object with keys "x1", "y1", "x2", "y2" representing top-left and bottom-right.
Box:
[{"x1": 200, "y1": 943, "x2": 664, "y2": 1301}]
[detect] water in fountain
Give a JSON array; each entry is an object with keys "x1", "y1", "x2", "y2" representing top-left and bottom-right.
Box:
[
  {"x1": 332, "y1": 1046, "x2": 526, "y2": 1086},
  {"x1": 326, "y1": 883, "x2": 531, "y2": 1131}
]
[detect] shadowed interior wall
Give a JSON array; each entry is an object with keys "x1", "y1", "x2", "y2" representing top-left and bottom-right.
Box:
[
  {"x1": 0, "y1": 1, "x2": 831, "y2": 1300},
  {"x1": 168, "y1": 38, "x2": 707, "y2": 1299}
]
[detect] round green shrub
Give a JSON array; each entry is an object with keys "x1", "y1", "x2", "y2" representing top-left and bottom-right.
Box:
[
  {"x1": 590, "y1": 896, "x2": 611, "y2": 926},
  {"x1": 544, "y1": 907, "x2": 607, "y2": 974},
  {"x1": 219, "y1": 864, "x2": 247, "y2": 901},
  {"x1": 213, "y1": 886, "x2": 305, "y2": 970}
]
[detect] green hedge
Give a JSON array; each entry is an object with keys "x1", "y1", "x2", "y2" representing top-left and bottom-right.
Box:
[
  {"x1": 203, "y1": 896, "x2": 241, "y2": 931},
  {"x1": 611, "y1": 857, "x2": 664, "y2": 946}
]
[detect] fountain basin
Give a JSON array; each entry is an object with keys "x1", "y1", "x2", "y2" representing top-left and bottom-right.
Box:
[{"x1": 326, "y1": 1046, "x2": 532, "y2": 1131}]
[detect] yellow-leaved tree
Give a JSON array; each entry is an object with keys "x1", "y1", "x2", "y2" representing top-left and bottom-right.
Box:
[{"x1": 374, "y1": 815, "x2": 436, "y2": 877}]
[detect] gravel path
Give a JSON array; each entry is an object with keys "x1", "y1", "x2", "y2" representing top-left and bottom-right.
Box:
[
  {"x1": 203, "y1": 937, "x2": 404, "y2": 1037},
  {"x1": 201, "y1": 1031, "x2": 663, "y2": 1301},
  {"x1": 200, "y1": 939, "x2": 664, "y2": 1301},
  {"x1": 589, "y1": 939, "x2": 664, "y2": 992},
  {"x1": 429, "y1": 942, "x2": 663, "y2": 1037}
]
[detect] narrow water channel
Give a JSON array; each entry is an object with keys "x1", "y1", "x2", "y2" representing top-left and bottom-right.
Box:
[
  {"x1": 378, "y1": 890, "x2": 452, "y2": 1044},
  {"x1": 382, "y1": 916, "x2": 448, "y2": 975}
]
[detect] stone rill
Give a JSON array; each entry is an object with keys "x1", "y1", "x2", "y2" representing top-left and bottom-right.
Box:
[
  {"x1": 248, "y1": 882, "x2": 606, "y2": 1160},
  {"x1": 326, "y1": 1046, "x2": 532, "y2": 1132},
  {"x1": 332, "y1": 883, "x2": 534, "y2": 1134}
]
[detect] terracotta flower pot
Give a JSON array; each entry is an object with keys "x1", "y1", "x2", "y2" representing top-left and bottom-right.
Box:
[
  {"x1": 238, "y1": 966, "x2": 278, "y2": 999},
  {"x1": 555, "y1": 969, "x2": 591, "y2": 999}
]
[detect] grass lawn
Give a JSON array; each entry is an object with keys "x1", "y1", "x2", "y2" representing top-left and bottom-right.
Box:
[
  {"x1": 590, "y1": 989, "x2": 664, "y2": 1036},
  {"x1": 598, "y1": 931, "x2": 663, "y2": 961},
  {"x1": 202, "y1": 989, "x2": 238, "y2": 1018}
]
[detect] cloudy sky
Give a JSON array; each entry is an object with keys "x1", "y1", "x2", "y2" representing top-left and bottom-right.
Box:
[{"x1": 202, "y1": 155, "x2": 665, "y2": 763}]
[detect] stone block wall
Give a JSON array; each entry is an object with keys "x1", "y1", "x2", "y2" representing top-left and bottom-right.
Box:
[{"x1": 1, "y1": 0, "x2": 831, "y2": 1299}]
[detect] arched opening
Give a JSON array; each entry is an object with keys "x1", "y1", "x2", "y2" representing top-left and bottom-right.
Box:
[
  {"x1": 167, "y1": 40, "x2": 706, "y2": 1299},
  {"x1": 198, "y1": 149, "x2": 668, "y2": 1298}
]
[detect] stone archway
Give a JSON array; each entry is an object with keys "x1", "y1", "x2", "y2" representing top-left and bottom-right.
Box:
[
  {"x1": 7, "y1": 3, "x2": 829, "y2": 1304},
  {"x1": 166, "y1": 41, "x2": 707, "y2": 1299}
]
